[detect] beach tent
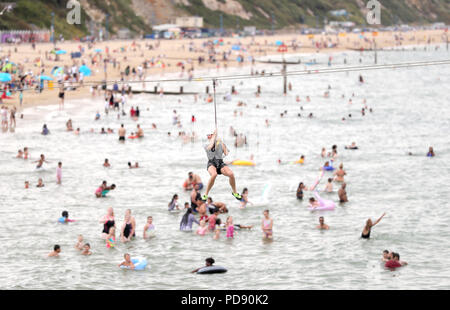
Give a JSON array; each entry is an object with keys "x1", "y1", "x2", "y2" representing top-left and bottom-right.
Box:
[
  {"x1": 95, "y1": 49, "x2": 103, "y2": 53},
  {"x1": 55, "y1": 50, "x2": 67, "y2": 55},
  {"x1": 79, "y1": 65, "x2": 92, "y2": 76},
  {"x1": 0, "y1": 72, "x2": 12, "y2": 82},
  {"x1": 231, "y1": 45, "x2": 241, "y2": 51},
  {"x1": 275, "y1": 40, "x2": 283, "y2": 46}
]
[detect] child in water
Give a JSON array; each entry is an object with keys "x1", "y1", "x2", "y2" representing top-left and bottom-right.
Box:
[
  {"x1": 226, "y1": 216, "x2": 235, "y2": 239},
  {"x1": 58, "y1": 211, "x2": 74, "y2": 223},
  {"x1": 48, "y1": 245, "x2": 61, "y2": 257},
  {"x1": 118, "y1": 253, "x2": 134, "y2": 269},
  {"x1": 106, "y1": 227, "x2": 116, "y2": 248},
  {"x1": 213, "y1": 219, "x2": 222, "y2": 240},
  {"x1": 74, "y1": 235, "x2": 84, "y2": 250},
  {"x1": 143, "y1": 216, "x2": 155, "y2": 239},
  {"x1": 324, "y1": 178, "x2": 333, "y2": 192},
  {"x1": 81, "y1": 243, "x2": 92, "y2": 256},
  {"x1": 196, "y1": 220, "x2": 208, "y2": 236}
]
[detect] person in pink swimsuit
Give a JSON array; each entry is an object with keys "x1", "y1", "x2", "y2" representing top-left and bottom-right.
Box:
[
  {"x1": 262, "y1": 210, "x2": 273, "y2": 239},
  {"x1": 226, "y1": 216, "x2": 234, "y2": 238},
  {"x1": 56, "y1": 162, "x2": 62, "y2": 184}
]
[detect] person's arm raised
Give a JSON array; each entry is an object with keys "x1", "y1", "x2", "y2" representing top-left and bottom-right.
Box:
[{"x1": 373, "y1": 213, "x2": 386, "y2": 227}]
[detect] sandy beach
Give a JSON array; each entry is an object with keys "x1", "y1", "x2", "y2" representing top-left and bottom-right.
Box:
[{"x1": 1, "y1": 29, "x2": 447, "y2": 110}]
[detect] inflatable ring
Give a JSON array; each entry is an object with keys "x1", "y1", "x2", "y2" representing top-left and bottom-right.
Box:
[
  {"x1": 120, "y1": 258, "x2": 148, "y2": 270},
  {"x1": 197, "y1": 266, "x2": 227, "y2": 274},
  {"x1": 231, "y1": 160, "x2": 255, "y2": 167}
]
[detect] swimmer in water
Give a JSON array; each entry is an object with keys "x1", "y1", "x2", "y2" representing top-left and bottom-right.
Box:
[
  {"x1": 427, "y1": 147, "x2": 435, "y2": 157},
  {"x1": 361, "y1": 213, "x2": 386, "y2": 239},
  {"x1": 184, "y1": 172, "x2": 203, "y2": 191},
  {"x1": 324, "y1": 178, "x2": 333, "y2": 192},
  {"x1": 262, "y1": 210, "x2": 273, "y2": 239},
  {"x1": 106, "y1": 227, "x2": 116, "y2": 248},
  {"x1": 168, "y1": 194, "x2": 180, "y2": 211},
  {"x1": 202, "y1": 130, "x2": 242, "y2": 201},
  {"x1": 296, "y1": 182, "x2": 306, "y2": 200},
  {"x1": 240, "y1": 188, "x2": 249, "y2": 209},
  {"x1": 137, "y1": 124, "x2": 144, "y2": 138},
  {"x1": 143, "y1": 216, "x2": 155, "y2": 239},
  {"x1": 48, "y1": 245, "x2": 61, "y2": 257},
  {"x1": 206, "y1": 197, "x2": 228, "y2": 214},
  {"x1": 41, "y1": 124, "x2": 50, "y2": 135},
  {"x1": 226, "y1": 216, "x2": 235, "y2": 238},
  {"x1": 118, "y1": 253, "x2": 135, "y2": 269},
  {"x1": 58, "y1": 211, "x2": 72, "y2": 223},
  {"x1": 121, "y1": 209, "x2": 136, "y2": 243},
  {"x1": 36, "y1": 178, "x2": 45, "y2": 188},
  {"x1": 75, "y1": 235, "x2": 84, "y2": 250},
  {"x1": 334, "y1": 164, "x2": 346, "y2": 182},
  {"x1": 385, "y1": 252, "x2": 408, "y2": 268},
  {"x1": 56, "y1": 162, "x2": 62, "y2": 184},
  {"x1": 81, "y1": 243, "x2": 92, "y2": 256},
  {"x1": 309, "y1": 197, "x2": 320, "y2": 209},
  {"x1": 95, "y1": 181, "x2": 116, "y2": 198},
  {"x1": 34, "y1": 154, "x2": 49, "y2": 169},
  {"x1": 191, "y1": 257, "x2": 215, "y2": 273},
  {"x1": 24, "y1": 147, "x2": 29, "y2": 159},
  {"x1": 345, "y1": 142, "x2": 359, "y2": 150},
  {"x1": 16, "y1": 149, "x2": 23, "y2": 158},
  {"x1": 382, "y1": 250, "x2": 392, "y2": 262},
  {"x1": 24, "y1": 181, "x2": 29, "y2": 189},
  {"x1": 103, "y1": 159, "x2": 111, "y2": 167},
  {"x1": 196, "y1": 220, "x2": 208, "y2": 236},
  {"x1": 317, "y1": 217, "x2": 329, "y2": 230},
  {"x1": 128, "y1": 162, "x2": 139, "y2": 168},
  {"x1": 180, "y1": 208, "x2": 199, "y2": 231},
  {"x1": 338, "y1": 183, "x2": 348, "y2": 203}
]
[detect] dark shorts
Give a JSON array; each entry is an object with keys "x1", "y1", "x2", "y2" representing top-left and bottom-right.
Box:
[
  {"x1": 119, "y1": 136, "x2": 125, "y2": 141},
  {"x1": 59, "y1": 92, "x2": 65, "y2": 99},
  {"x1": 207, "y1": 159, "x2": 226, "y2": 175}
]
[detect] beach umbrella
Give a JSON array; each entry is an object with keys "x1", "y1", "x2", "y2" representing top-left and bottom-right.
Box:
[
  {"x1": 0, "y1": 72, "x2": 12, "y2": 82},
  {"x1": 79, "y1": 65, "x2": 92, "y2": 76},
  {"x1": 51, "y1": 67, "x2": 64, "y2": 77},
  {"x1": 55, "y1": 50, "x2": 67, "y2": 55},
  {"x1": 231, "y1": 45, "x2": 241, "y2": 51},
  {"x1": 39, "y1": 75, "x2": 53, "y2": 81},
  {"x1": 2, "y1": 63, "x2": 13, "y2": 72},
  {"x1": 275, "y1": 40, "x2": 283, "y2": 46}
]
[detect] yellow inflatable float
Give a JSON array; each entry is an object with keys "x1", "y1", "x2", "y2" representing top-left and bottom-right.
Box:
[{"x1": 231, "y1": 160, "x2": 255, "y2": 167}]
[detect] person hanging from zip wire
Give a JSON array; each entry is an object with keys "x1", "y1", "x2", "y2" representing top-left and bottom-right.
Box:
[{"x1": 201, "y1": 129, "x2": 242, "y2": 202}]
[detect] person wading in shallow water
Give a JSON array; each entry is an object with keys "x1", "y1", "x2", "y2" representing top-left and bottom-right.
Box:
[{"x1": 201, "y1": 130, "x2": 242, "y2": 202}]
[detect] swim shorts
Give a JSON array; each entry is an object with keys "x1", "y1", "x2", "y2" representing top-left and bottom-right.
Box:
[{"x1": 207, "y1": 159, "x2": 226, "y2": 175}]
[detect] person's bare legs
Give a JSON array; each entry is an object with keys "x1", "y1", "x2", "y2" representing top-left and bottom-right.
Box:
[
  {"x1": 221, "y1": 166, "x2": 237, "y2": 193},
  {"x1": 204, "y1": 166, "x2": 218, "y2": 197}
]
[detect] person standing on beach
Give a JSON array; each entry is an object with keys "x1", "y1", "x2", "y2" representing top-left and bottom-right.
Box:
[{"x1": 119, "y1": 124, "x2": 126, "y2": 142}]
